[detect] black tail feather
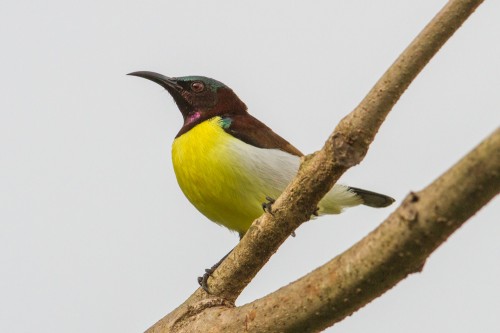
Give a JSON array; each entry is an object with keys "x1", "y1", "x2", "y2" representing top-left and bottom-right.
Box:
[{"x1": 349, "y1": 187, "x2": 395, "y2": 208}]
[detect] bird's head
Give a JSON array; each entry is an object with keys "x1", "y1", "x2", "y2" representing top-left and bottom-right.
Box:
[{"x1": 128, "y1": 71, "x2": 247, "y2": 135}]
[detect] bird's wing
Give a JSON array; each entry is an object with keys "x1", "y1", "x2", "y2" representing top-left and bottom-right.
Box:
[{"x1": 221, "y1": 114, "x2": 303, "y2": 157}]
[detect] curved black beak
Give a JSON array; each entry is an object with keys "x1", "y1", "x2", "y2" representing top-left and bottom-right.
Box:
[
  {"x1": 128, "y1": 71, "x2": 193, "y2": 116},
  {"x1": 127, "y1": 71, "x2": 183, "y2": 92}
]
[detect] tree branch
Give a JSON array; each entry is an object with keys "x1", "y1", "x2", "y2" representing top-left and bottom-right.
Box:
[
  {"x1": 208, "y1": 0, "x2": 485, "y2": 301},
  {"x1": 145, "y1": 0, "x2": 487, "y2": 332},
  {"x1": 210, "y1": 128, "x2": 500, "y2": 333}
]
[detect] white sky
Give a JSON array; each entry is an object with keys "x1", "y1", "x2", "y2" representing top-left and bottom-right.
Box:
[{"x1": 1, "y1": 1, "x2": 499, "y2": 332}]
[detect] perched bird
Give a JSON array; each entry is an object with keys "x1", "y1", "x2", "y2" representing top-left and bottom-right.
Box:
[
  {"x1": 129, "y1": 71, "x2": 394, "y2": 288},
  {"x1": 129, "y1": 71, "x2": 394, "y2": 233}
]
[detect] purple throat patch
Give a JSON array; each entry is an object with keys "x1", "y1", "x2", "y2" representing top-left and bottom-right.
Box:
[{"x1": 186, "y1": 112, "x2": 201, "y2": 124}]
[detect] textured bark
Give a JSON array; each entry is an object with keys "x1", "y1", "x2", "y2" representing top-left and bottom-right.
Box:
[
  {"x1": 145, "y1": 0, "x2": 490, "y2": 332},
  {"x1": 212, "y1": 128, "x2": 500, "y2": 333}
]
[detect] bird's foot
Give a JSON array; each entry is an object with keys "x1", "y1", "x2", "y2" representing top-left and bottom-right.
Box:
[
  {"x1": 312, "y1": 207, "x2": 320, "y2": 216},
  {"x1": 261, "y1": 196, "x2": 275, "y2": 215},
  {"x1": 261, "y1": 196, "x2": 296, "y2": 237},
  {"x1": 197, "y1": 267, "x2": 216, "y2": 293},
  {"x1": 197, "y1": 250, "x2": 232, "y2": 294}
]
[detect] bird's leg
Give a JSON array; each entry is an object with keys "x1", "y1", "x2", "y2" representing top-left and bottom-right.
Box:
[
  {"x1": 197, "y1": 248, "x2": 233, "y2": 294},
  {"x1": 261, "y1": 196, "x2": 275, "y2": 215}
]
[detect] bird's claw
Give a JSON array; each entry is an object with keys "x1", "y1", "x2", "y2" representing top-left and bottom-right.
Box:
[
  {"x1": 312, "y1": 207, "x2": 320, "y2": 216},
  {"x1": 197, "y1": 250, "x2": 232, "y2": 294},
  {"x1": 197, "y1": 268, "x2": 214, "y2": 293},
  {"x1": 261, "y1": 196, "x2": 297, "y2": 237},
  {"x1": 262, "y1": 196, "x2": 275, "y2": 215}
]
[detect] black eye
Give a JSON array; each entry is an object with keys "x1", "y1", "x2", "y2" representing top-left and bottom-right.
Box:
[{"x1": 190, "y1": 81, "x2": 205, "y2": 93}]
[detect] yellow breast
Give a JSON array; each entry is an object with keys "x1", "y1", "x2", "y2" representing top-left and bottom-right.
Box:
[
  {"x1": 171, "y1": 117, "x2": 362, "y2": 235},
  {"x1": 171, "y1": 117, "x2": 279, "y2": 235}
]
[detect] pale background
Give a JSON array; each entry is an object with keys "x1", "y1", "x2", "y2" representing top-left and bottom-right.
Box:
[{"x1": 1, "y1": 1, "x2": 498, "y2": 332}]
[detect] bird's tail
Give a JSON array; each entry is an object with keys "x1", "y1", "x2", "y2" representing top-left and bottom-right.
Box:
[
  {"x1": 348, "y1": 186, "x2": 395, "y2": 208},
  {"x1": 318, "y1": 185, "x2": 394, "y2": 215}
]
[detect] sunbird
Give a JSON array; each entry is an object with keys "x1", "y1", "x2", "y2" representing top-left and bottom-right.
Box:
[{"x1": 129, "y1": 71, "x2": 394, "y2": 289}]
